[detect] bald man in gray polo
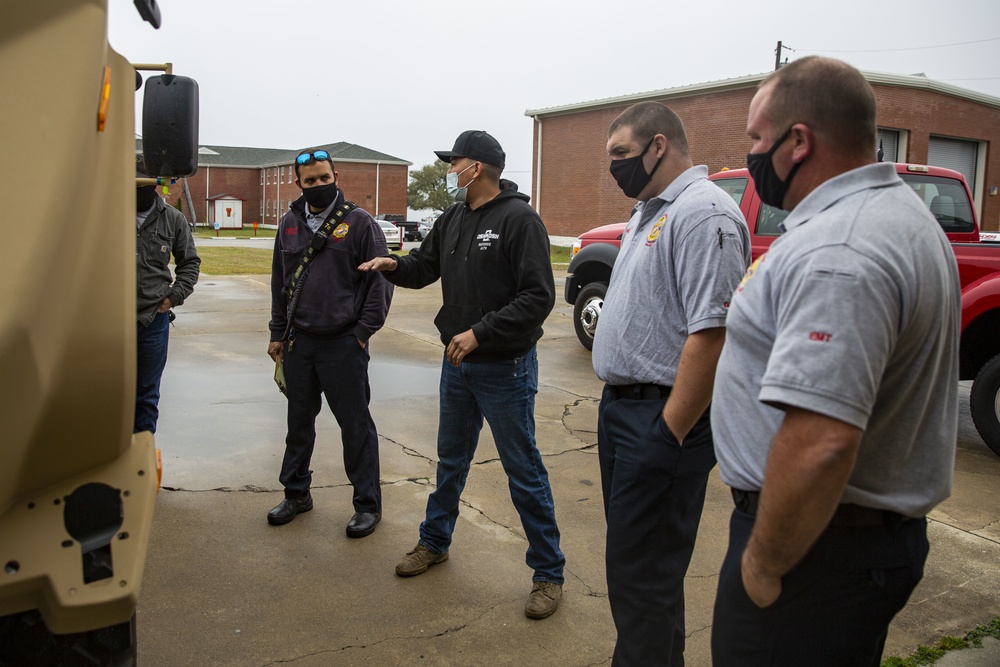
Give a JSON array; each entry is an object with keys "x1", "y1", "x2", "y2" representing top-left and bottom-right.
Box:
[{"x1": 710, "y1": 56, "x2": 961, "y2": 667}]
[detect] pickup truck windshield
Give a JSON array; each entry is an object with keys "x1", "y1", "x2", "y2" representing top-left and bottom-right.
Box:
[
  {"x1": 900, "y1": 174, "x2": 976, "y2": 233},
  {"x1": 712, "y1": 172, "x2": 975, "y2": 236},
  {"x1": 715, "y1": 177, "x2": 789, "y2": 237}
]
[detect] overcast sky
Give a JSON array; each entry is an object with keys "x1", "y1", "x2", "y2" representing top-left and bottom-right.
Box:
[{"x1": 111, "y1": 0, "x2": 1000, "y2": 197}]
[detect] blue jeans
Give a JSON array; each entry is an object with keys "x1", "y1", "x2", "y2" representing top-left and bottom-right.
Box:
[
  {"x1": 134, "y1": 311, "x2": 171, "y2": 434},
  {"x1": 419, "y1": 347, "x2": 564, "y2": 584}
]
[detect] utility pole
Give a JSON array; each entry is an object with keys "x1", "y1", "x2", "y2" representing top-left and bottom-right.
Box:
[{"x1": 774, "y1": 41, "x2": 791, "y2": 70}]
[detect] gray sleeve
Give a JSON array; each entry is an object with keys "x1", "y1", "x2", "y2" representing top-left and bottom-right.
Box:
[
  {"x1": 673, "y1": 213, "x2": 750, "y2": 334},
  {"x1": 758, "y1": 248, "x2": 900, "y2": 429},
  {"x1": 169, "y1": 210, "x2": 200, "y2": 307}
]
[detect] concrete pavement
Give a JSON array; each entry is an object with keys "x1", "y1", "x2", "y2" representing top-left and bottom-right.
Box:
[{"x1": 139, "y1": 272, "x2": 1000, "y2": 666}]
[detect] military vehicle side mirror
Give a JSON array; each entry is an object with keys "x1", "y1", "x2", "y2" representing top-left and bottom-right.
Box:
[
  {"x1": 133, "y1": 0, "x2": 162, "y2": 29},
  {"x1": 142, "y1": 74, "x2": 199, "y2": 177}
]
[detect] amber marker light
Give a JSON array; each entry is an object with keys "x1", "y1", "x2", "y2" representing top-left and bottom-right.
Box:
[
  {"x1": 156, "y1": 449, "x2": 163, "y2": 491},
  {"x1": 97, "y1": 66, "x2": 111, "y2": 131}
]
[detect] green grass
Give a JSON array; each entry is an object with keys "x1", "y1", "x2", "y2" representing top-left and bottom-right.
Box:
[
  {"x1": 551, "y1": 245, "x2": 572, "y2": 266},
  {"x1": 194, "y1": 227, "x2": 276, "y2": 239},
  {"x1": 880, "y1": 617, "x2": 1000, "y2": 666},
  {"x1": 197, "y1": 247, "x2": 272, "y2": 274},
  {"x1": 197, "y1": 246, "x2": 571, "y2": 275}
]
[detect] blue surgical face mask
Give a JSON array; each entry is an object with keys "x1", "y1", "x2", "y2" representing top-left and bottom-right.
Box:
[{"x1": 446, "y1": 162, "x2": 477, "y2": 202}]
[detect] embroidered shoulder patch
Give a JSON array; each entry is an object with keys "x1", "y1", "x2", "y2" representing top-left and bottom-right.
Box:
[
  {"x1": 645, "y1": 215, "x2": 666, "y2": 247},
  {"x1": 332, "y1": 222, "x2": 349, "y2": 239}
]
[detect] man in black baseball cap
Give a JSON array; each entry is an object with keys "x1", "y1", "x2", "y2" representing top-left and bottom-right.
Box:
[
  {"x1": 359, "y1": 129, "x2": 564, "y2": 620},
  {"x1": 434, "y1": 129, "x2": 506, "y2": 168}
]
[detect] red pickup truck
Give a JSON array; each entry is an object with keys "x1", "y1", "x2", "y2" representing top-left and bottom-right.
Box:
[{"x1": 565, "y1": 164, "x2": 1000, "y2": 457}]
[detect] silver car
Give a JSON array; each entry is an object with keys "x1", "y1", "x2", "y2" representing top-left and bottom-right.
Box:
[{"x1": 376, "y1": 219, "x2": 403, "y2": 251}]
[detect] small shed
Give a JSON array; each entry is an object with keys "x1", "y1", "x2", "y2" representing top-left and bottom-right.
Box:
[{"x1": 207, "y1": 194, "x2": 244, "y2": 229}]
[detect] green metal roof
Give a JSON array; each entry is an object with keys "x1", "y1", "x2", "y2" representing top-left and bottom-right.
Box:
[{"x1": 135, "y1": 139, "x2": 410, "y2": 168}]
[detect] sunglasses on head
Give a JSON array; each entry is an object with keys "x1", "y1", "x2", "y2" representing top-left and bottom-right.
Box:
[{"x1": 296, "y1": 150, "x2": 330, "y2": 165}]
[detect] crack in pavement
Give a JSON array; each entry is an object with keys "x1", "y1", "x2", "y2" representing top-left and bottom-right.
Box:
[
  {"x1": 381, "y1": 477, "x2": 433, "y2": 487},
  {"x1": 381, "y1": 434, "x2": 437, "y2": 465},
  {"x1": 378, "y1": 325, "x2": 445, "y2": 349},
  {"x1": 564, "y1": 566, "x2": 605, "y2": 598},
  {"x1": 259, "y1": 595, "x2": 517, "y2": 666},
  {"x1": 457, "y1": 496, "x2": 527, "y2": 542},
  {"x1": 540, "y1": 382, "x2": 600, "y2": 403},
  {"x1": 686, "y1": 623, "x2": 711, "y2": 639},
  {"x1": 161, "y1": 479, "x2": 434, "y2": 493},
  {"x1": 979, "y1": 517, "x2": 1000, "y2": 533},
  {"x1": 929, "y1": 516, "x2": 1000, "y2": 546},
  {"x1": 560, "y1": 398, "x2": 600, "y2": 446},
  {"x1": 450, "y1": 497, "x2": 607, "y2": 601}
]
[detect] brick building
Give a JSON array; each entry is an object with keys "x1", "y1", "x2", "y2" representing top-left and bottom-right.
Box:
[
  {"x1": 526, "y1": 71, "x2": 1000, "y2": 235},
  {"x1": 138, "y1": 141, "x2": 410, "y2": 228}
]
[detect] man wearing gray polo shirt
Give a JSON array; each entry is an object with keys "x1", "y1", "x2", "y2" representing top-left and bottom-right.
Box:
[
  {"x1": 594, "y1": 101, "x2": 750, "y2": 666},
  {"x1": 711, "y1": 57, "x2": 960, "y2": 666}
]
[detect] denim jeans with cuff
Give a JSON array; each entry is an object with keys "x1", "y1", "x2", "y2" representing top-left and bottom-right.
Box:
[{"x1": 419, "y1": 346, "x2": 564, "y2": 584}]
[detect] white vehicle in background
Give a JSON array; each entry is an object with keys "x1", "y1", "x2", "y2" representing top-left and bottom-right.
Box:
[{"x1": 376, "y1": 219, "x2": 403, "y2": 251}]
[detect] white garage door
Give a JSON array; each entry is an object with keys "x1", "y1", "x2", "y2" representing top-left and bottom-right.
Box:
[
  {"x1": 928, "y1": 136, "x2": 977, "y2": 187},
  {"x1": 877, "y1": 129, "x2": 899, "y2": 163}
]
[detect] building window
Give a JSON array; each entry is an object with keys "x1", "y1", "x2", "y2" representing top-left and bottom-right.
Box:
[
  {"x1": 260, "y1": 170, "x2": 264, "y2": 185},
  {"x1": 266, "y1": 171, "x2": 270, "y2": 185},
  {"x1": 260, "y1": 201, "x2": 264, "y2": 216},
  {"x1": 280, "y1": 166, "x2": 285, "y2": 183},
  {"x1": 877, "y1": 129, "x2": 900, "y2": 163}
]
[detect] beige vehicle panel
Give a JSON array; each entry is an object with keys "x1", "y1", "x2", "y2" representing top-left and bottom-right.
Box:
[{"x1": 0, "y1": 0, "x2": 158, "y2": 633}]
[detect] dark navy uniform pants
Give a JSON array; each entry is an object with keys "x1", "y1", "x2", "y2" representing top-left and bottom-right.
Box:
[
  {"x1": 280, "y1": 331, "x2": 381, "y2": 513},
  {"x1": 712, "y1": 505, "x2": 928, "y2": 666},
  {"x1": 598, "y1": 385, "x2": 716, "y2": 666}
]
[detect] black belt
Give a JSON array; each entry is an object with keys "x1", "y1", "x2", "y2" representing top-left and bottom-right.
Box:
[
  {"x1": 609, "y1": 383, "x2": 672, "y2": 400},
  {"x1": 731, "y1": 489, "x2": 910, "y2": 528}
]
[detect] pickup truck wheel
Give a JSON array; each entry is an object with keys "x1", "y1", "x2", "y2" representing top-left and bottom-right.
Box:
[
  {"x1": 971, "y1": 353, "x2": 1000, "y2": 457},
  {"x1": 573, "y1": 281, "x2": 607, "y2": 351}
]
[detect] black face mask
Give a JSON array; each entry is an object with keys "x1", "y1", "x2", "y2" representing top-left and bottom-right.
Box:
[
  {"x1": 746, "y1": 127, "x2": 802, "y2": 210},
  {"x1": 136, "y1": 185, "x2": 157, "y2": 212},
  {"x1": 302, "y1": 182, "x2": 339, "y2": 211},
  {"x1": 609, "y1": 137, "x2": 663, "y2": 199}
]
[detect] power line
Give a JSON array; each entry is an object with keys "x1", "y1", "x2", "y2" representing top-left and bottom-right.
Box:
[{"x1": 794, "y1": 36, "x2": 1000, "y2": 54}]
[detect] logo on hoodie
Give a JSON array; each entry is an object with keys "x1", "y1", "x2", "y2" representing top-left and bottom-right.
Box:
[{"x1": 477, "y1": 229, "x2": 500, "y2": 251}]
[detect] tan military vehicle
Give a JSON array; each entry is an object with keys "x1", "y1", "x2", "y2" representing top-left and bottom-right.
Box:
[{"x1": 0, "y1": 1, "x2": 198, "y2": 662}]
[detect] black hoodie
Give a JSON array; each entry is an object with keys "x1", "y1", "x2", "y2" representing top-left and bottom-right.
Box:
[{"x1": 387, "y1": 180, "x2": 555, "y2": 361}]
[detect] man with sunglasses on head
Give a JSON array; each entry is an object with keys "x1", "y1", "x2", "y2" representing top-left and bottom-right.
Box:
[
  {"x1": 359, "y1": 130, "x2": 564, "y2": 620},
  {"x1": 267, "y1": 148, "x2": 393, "y2": 538},
  {"x1": 596, "y1": 102, "x2": 750, "y2": 666}
]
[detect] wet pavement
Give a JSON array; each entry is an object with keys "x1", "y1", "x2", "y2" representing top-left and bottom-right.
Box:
[{"x1": 139, "y1": 272, "x2": 1000, "y2": 666}]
